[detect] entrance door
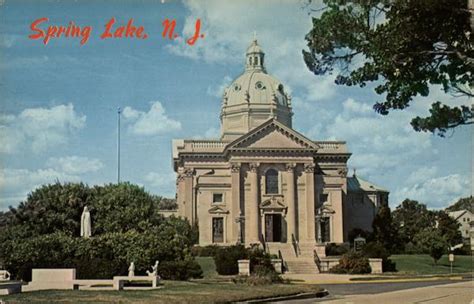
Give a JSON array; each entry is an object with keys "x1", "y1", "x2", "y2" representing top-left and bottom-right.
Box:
[
  {"x1": 212, "y1": 217, "x2": 224, "y2": 243},
  {"x1": 265, "y1": 214, "x2": 282, "y2": 242},
  {"x1": 320, "y1": 217, "x2": 330, "y2": 243}
]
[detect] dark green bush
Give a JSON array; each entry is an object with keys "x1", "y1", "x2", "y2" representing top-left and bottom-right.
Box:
[
  {"x1": 329, "y1": 250, "x2": 371, "y2": 274},
  {"x1": 191, "y1": 245, "x2": 221, "y2": 257},
  {"x1": 214, "y1": 245, "x2": 248, "y2": 275},
  {"x1": 158, "y1": 259, "x2": 203, "y2": 280},
  {"x1": 247, "y1": 247, "x2": 274, "y2": 273},
  {"x1": 325, "y1": 243, "x2": 350, "y2": 256},
  {"x1": 362, "y1": 242, "x2": 397, "y2": 272}
]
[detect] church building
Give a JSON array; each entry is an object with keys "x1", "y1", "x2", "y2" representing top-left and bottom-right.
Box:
[{"x1": 172, "y1": 39, "x2": 388, "y2": 263}]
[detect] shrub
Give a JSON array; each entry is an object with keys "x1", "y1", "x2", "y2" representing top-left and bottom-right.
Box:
[
  {"x1": 232, "y1": 265, "x2": 284, "y2": 286},
  {"x1": 329, "y1": 251, "x2": 371, "y2": 274},
  {"x1": 158, "y1": 259, "x2": 203, "y2": 280},
  {"x1": 247, "y1": 247, "x2": 274, "y2": 273},
  {"x1": 362, "y1": 242, "x2": 397, "y2": 272},
  {"x1": 214, "y1": 245, "x2": 248, "y2": 275},
  {"x1": 325, "y1": 243, "x2": 350, "y2": 256},
  {"x1": 191, "y1": 245, "x2": 221, "y2": 257}
]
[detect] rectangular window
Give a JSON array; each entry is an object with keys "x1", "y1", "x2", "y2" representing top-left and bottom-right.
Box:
[
  {"x1": 212, "y1": 217, "x2": 224, "y2": 243},
  {"x1": 213, "y1": 193, "x2": 223, "y2": 204}
]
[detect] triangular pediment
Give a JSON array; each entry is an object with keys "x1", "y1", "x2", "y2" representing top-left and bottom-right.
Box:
[
  {"x1": 260, "y1": 196, "x2": 286, "y2": 209},
  {"x1": 225, "y1": 119, "x2": 319, "y2": 151},
  {"x1": 208, "y1": 205, "x2": 229, "y2": 214}
]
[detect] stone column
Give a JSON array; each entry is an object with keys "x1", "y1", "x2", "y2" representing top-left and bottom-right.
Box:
[
  {"x1": 176, "y1": 173, "x2": 185, "y2": 217},
  {"x1": 304, "y1": 163, "x2": 316, "y2": 243},
  {"x1": 285, "y1": 163, "x2": 297, "y2": 243},
  {"x1": 246, "y1": 162, "x2": 260, "y2": 245},
  {"x1": 231, "y1": 163, "x2": 241, "y2": 243},
  {"x1": 183, "y1": 168, "x2": 194, "y2": 225}
]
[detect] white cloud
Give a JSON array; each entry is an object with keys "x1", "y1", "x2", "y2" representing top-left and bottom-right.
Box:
[
  {"x1": 46, "y1": 156, "x2": 104, "y2": 175},
  {"x1": 0, "y1": 104, "x2": 86, "y2": 153},
  {"x1": 392, "y1": 174, "x2": 470, "y2": 209},
  {"x1": 322, "y1": 98, "x2": 433, "y2": 173},
  {"x1": 207, "y1": 75, "x2": 232, "y2": 98},
  {"x1": 122, "y1": 101, "x2": 181, "y2": 136},
  {"x1": 167, "y1": 0, "x2": 337, "y2": 104},
  {"x1": 0, "y1": 168, "x2": 81, "y2": 209},
  {"x1": 143, "y1": 171, "x2": 176, "y2": 197}
]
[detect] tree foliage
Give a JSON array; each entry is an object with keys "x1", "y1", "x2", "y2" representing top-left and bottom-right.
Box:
[
  {"x1": 446, "y1": 196, "x2": 474, "y2": 213},
  {"x1": 371, "y1": 205, "x2": 400, "y2": 252},
  {"x1": 392, "y1": 199, "x2": 434, "y2": 246},
  {"x1": 303, "y1": 0, "x2": 473, "y2": 136},
  {"x1": 413, "y1": 228, "x2": 447, "y2": 264},
  {"x1": 0, "y1": 182, "x2": 199, "y2": 280}
]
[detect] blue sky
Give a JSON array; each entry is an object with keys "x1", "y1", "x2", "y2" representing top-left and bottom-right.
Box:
[{"x1": 0, "y1": 0, "x2": 471, "y2": 210}]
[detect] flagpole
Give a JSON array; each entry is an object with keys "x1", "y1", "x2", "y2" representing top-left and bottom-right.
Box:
[{"x1": 117, "y1": 107, "x2": 121, "y2": 183}]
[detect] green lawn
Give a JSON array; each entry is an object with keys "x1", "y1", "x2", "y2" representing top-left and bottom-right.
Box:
[
  {"x1": 391, "y1": 254, "x2": 473, "y2": 275},
  {"x1": 1, "y1": 281, "x2": 322, "y2": 304},
  {"x1": 195, "y1": 256, "x2": 217, "y2": 278}
]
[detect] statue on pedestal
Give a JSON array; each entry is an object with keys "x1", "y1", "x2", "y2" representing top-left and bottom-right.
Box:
[
  {"x1": 128, "y1": 262, "x2": 135, "y2": 277},
  {"x1": 80, "y1": 206, "x2": 92, "y2": 238},
  {"x1": 146, "y1": 260, "x2": 159, "y2": 277}
]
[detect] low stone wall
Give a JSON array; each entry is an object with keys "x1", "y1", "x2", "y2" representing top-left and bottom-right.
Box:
[
  {"x1": 320, "y1": 257, "x2": 383, "y2": 274},
  {"x1": 368, "y1": 258, "x2": 383, "y2": 274},
  {"x1": 319, "y1": 257, "x2": 340, "y2": 272},
  {"x1": 25, "y1": 268, "x2": 76, "y2": 291}
]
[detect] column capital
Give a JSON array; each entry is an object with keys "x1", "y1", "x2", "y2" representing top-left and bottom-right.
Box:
[
  {"x1": 183, "y1": 168, "x2": 194, "y2": 177},
  {"x1": 337, "y1": 167, "x2": 348, "y2": 177},
  {"x1": 176, "y1": 173, "x2": 185, "y2": 184},
  {"x1": 286, "y1": 163, "x2": 296, "y2": 172},
  {"x1": 230, "y1": 163, "x2": 241, "y2": 173},
  {"x1": 304, "y1": 163, "x2": 315, "y2": 173},
  {"x1": 249, "y1": 162, "x2": 259, "y2": 173}
]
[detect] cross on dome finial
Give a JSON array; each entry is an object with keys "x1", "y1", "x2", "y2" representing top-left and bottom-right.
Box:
[{"x1": 253, "y1": 30, "x2": 257, "y2": 42}]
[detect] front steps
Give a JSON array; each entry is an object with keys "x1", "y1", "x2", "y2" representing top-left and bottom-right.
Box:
[{"x1": 266, "y1": 242, "x2": 320, "y2": 274}]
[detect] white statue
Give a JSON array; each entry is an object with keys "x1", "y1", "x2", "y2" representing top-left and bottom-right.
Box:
[
  {"x1": 80, "y1": 206, "x2": 92, "y2": 238},
  {"x1": 128, "y1": 262, "x2": 135, "y2": 277},
  {"x1": 146, "y1": 260, "x2": 159, "y2": 277}
]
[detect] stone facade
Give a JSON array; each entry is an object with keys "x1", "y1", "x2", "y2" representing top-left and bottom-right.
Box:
[{"x1": 172, "y1": 39, "x2": 389, "y2": 249}]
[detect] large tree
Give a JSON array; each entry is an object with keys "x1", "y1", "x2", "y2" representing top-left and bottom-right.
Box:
[
  {"x1": 303, "y1": 0, "x2": 473, "y2": 136},
  {"x1": 446, "y1": 196, "x2": 474, "y2": 212},
  {"x1": 392, "y1": 199, "x2": 435, "y2": 246}
]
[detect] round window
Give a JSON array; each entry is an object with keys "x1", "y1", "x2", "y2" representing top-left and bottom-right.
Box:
[
  {"x1": 234, "y1": 84, "x2": 241, "y2": 91},
  {"x1": 255, "y1": 81, "x2": 264, "y2": 90}
]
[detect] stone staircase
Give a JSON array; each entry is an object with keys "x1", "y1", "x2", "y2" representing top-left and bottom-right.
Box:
[{"x1": 266, "y1": 242, "x2": 320, "y2": 274}]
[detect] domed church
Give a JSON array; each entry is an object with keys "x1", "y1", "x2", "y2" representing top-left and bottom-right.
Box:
[{"x1": 172, "y1": 39, "x2": 388, "y2": 266}]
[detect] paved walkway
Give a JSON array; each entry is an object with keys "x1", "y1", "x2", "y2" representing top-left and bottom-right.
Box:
[{"x1": 278, "y1": 281, "x2": 473, "y2": 303}]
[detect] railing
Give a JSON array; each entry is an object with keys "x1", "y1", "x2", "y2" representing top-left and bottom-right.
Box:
[
  {"x1": 291, "y1": 234, "x2": 300, "y2": 257},
  {"x1": 314, "y1": 249, "x2": 322, "y2": 273},
  {"x1": 185, "y1": 140, "x2": 226, "y2": 151},
  {"x1": 261, "y1": 233, "x2": 267, "y2": 253},
  {"x1": 314, "y1": 141, "x2": 346, "y2": 150},
  {"x1": 278, "y1": 249, "x2": 288, "y2": 273}
]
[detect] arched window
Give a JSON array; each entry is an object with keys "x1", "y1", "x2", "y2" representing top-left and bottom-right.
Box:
[{"x1": 265, "y1": 169, "x2": 279, "y2": 194}]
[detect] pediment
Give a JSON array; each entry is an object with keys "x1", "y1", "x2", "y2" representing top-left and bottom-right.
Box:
[
  {"x1": 260, "y1": 196, "x2": 286, "y2": 209},
  {"x1": 208, "y1": 205, "x2": 229, "y2": 214},
  {"x1": 225, "y1": 119, "x2": 319, "y2": 151},
  {"x1": 317, "y1": 204, "x2": 335, "y2": 215}
]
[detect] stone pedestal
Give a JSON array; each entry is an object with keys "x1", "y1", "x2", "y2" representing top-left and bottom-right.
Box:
[
  {"x1": 369, "y1": 258, "x2": 383, "y2": 274},
  {"x1": 271, "y1": 259, "x2": 283, "y2": 273},
  {"x1": 238, "y1": 259, "x2": 250, "y2": 275}
]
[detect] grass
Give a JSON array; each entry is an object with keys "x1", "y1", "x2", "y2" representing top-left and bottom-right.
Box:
[
  {"x1": 195, "y1": 256, "x2": 218, "y2": 278},
  {"x1": 1, "y1": 280, "x2": 322, "y2": 303},
  {"x1": 390, "y1": 254, "x2": 473, "y2": 275}
]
